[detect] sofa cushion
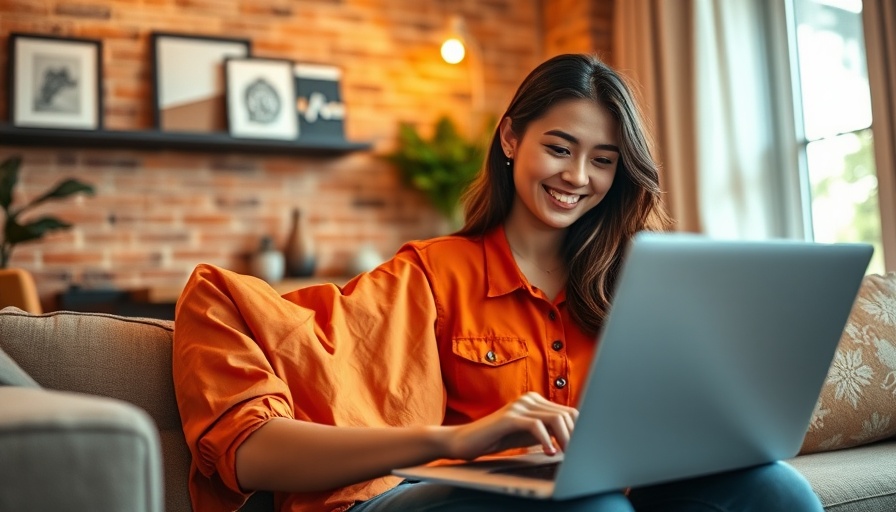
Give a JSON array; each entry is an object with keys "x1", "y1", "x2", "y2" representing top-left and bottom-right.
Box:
[
  {"x1": 0, "y1": 306, "x2": 193, "y2": 512},
  {"x1": 800, "y1": 273, "x2": 896, "y2": 454},
  {"x1": 0, "y1": 386, "x2": 163, "y2": 512},
  {"x1": 0, "y1": 306, "x2": 177, "y2": 428},
  {"x1": 789, "y1": 438, "x2": 896, "y2": 512},
  {"x1": 0, "y1": 342, "x2": 40, "y2": 388}
]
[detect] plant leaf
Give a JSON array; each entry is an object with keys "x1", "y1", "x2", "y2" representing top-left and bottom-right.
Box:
[
  {"x1": 386, "y1": 116, "x2": 489, "y2": 220},
  {"x1": 0, "y1": 155, "x2": 22, "y2": 211},
  {"x1": 28, "y1": 179, "x2": 95, "y2": 208},
  {"x1": 5, "y1": 216, "x2": 72, "y2": 245}
]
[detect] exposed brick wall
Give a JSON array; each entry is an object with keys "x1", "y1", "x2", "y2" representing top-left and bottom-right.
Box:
[
  {"x1": 0, "y1": 0, "x2": 614, "y2": 308},
  {"x1": 543, "y1": 0, "x2": 614, "y2": 64}
]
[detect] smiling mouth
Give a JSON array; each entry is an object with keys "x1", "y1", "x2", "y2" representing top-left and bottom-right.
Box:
[{"x1": 545, "y1": 186, "x2": 583, "y2": 205}]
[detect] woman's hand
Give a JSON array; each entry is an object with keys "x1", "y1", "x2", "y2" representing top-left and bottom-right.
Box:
[{"x1": 442, "y1": 392, "x2": 579, "y2": 460}]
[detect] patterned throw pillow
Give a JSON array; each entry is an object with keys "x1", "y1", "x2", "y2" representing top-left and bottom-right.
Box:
[{"x1": 800, "y1": 272, "x2": 896, "y2": 454}]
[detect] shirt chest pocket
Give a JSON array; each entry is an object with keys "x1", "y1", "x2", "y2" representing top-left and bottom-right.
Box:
[{"x1": 448, "y1": 337, "x2": 529, "y2": 407}]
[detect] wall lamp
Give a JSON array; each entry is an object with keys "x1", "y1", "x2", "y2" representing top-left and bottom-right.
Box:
[
  {"x1": 440, "y1": 15, "x2": 484, "y2": 114},
  {"x1": 441, "y1": 16, "x2": 468, "y2": 64}
]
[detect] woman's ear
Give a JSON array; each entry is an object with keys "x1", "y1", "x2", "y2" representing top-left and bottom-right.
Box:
[{"x1": 498, "y1": 117, "x2": 518, "y2": 159}]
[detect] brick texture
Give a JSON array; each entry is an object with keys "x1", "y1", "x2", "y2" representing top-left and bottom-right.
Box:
[
  {"x1": 0, "y1": 0, "x2": 614, "y2": 307},
  {"x1": 543, "y1": 0, "x2": 615, "y2": 63}
]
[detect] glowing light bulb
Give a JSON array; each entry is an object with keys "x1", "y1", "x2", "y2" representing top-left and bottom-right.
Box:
[{"x1": 441, "y1": 38, "x2": 466, "y2": 64}]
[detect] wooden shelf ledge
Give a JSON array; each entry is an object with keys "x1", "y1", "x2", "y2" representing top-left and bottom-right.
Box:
[{"x1": 0, "y1": 124, "x2": 372, "y2": 156}]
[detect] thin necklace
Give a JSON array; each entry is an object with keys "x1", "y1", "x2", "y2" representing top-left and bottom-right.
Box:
[{"x1": 509, "y1": 245, "x2": 565, "y2": 275}]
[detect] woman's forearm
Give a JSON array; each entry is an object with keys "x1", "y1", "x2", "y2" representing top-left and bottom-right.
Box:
[
  {"x1": 235, "y1": 418, "x2": 451, "y2": 493},
  {"x1": 235, "y1": 392, "x2": 577, "y2": 493}
]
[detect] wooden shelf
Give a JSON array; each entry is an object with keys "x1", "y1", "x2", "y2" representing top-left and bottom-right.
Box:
[{"x1": 0, "y1": 124, "x2": 372, "y2": 156}]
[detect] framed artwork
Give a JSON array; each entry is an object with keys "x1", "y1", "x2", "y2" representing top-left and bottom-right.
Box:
[
  {"x1": 225, "y1": 57, "x2": 298, "y2": 140},
  {"x1": 8, "y1": 33, "x2": 103, "y2": 130},
  {"x1": 294, "y1": 63, "x2": 346, "y2": 141},
  {"x1": 151, "y1": 32, "x2": 250, "y2": 133}
]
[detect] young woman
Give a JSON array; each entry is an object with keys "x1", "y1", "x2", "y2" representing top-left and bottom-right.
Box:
[{"x1": 172, "y1": 54, "x2": 823, "y2": 512}]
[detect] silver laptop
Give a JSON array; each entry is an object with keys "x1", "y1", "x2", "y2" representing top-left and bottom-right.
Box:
[{"x1": 394, "y1": 233, "x2": 873, "y2": 500}]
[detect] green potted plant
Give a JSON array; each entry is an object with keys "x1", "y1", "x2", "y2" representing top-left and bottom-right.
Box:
[
  {"x1": 1, "y1": 155, "x2": 96, "y2": 268},
  {"x1": 388, "y1": 116, "x2": 491, "y2": 230}
]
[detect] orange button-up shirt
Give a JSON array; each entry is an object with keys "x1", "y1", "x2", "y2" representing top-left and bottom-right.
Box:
[{"x1": 173, "y1": 226, "x2": 599, "y2": 512}]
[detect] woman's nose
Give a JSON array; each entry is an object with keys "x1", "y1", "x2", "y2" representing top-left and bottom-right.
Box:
[{"x1": 562, "y1": 159, "x2": 589, "y2": 187}]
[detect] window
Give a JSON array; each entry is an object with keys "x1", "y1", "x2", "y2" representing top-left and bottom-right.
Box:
[{"x1": 788, "y1": 0, "x2": 885, "y2": 273}]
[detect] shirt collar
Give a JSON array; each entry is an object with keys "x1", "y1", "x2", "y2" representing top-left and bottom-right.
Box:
[
  {"x1": 482, "y1": 225, "x2": 568, "y2": 304},
  {"x1": 483, "y1": 225, "x2": 527, "y2": 298}
]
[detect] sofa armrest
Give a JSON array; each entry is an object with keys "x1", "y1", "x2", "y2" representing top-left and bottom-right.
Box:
[{"x1": 0, "y1": 387, "x2": 164, "y2": 512}]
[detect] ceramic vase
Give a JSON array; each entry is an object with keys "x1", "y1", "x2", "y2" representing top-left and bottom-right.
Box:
[
  {"x1": 284, "y1": 207, "x2": 316, "y2": 277},
  {"x1": 347, "y1": 243, "x2": 384, "y2": 276},
  {"x1": 249, "y1": 236, "x2": 285, "y2": 283}
]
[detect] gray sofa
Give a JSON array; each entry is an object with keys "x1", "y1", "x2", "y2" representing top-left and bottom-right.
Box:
[
  {"x1": 0, "y1": 308, "x2": 272, "y2": 512},
  {"x1": 0, "y1": 304, "x2": 894, "y2": 511}
]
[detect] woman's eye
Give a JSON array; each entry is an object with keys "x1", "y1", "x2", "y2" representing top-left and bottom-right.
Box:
[
  {"x1": 594, "y1": 157, "x2": 613, "y2": 165},
  {"x1": 546, "y1": 144, "x2": 570, "y2": 156}
]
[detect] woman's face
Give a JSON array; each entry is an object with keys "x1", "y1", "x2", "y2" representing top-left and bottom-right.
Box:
[{"x1": 500, "y1": 98, "x2": 619, "y2": 231}]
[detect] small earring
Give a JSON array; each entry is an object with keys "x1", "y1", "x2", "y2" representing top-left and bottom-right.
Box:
[{"x1": 506, "y1": 158, "x2": 513, "y2": 167}]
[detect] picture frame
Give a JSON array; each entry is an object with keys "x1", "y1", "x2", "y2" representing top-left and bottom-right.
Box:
[
  {"x1": 294, "y1": 63, "x2": 346, "y2": 142},
  {"x1": 225, "y1": 57, "x2": 299, "y2": 140},
  {"x1": 8, "y1": 33, "x2": 103, "y2": 130},
  {"x1": 151, "y1": 32, "x2": 250, "y2": 133}
]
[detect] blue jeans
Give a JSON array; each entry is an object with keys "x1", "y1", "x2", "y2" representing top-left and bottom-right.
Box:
[{"x1": 350, "y1": 462, "x2": 823, "y2": 511}]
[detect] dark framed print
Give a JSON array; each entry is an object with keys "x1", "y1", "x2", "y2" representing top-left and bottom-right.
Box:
[
  {"x1": 8, "y1": 33, "x2": 102, "y2": 130},
  {"x1": 225, "y1": 57, "x2": 298, "y2": 140},
  {"x1": 151, "y1": 32, "x2": 250, "y2": 133},
  {"x1": 294, "y1": 63, "x2": 346, "y2": 141}
]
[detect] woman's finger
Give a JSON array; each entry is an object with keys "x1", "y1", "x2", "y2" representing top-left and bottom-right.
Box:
[
  {"x1": 522, "y1": 409, "x2": 573, "y2": 451},
  {"x1": 510, "y1": 415, "x2": 556, "y2": 455},
  {"x1": 514, "y1": 393, "x2": 581, "y2": 452},
  {"x1": 545, "y1": 412, "x2": 573, "y2": 450},
  {"x1": 516, "y1": 392, "x2": 579, "y2": 418}
]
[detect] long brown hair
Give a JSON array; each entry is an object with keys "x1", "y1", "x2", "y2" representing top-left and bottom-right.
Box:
[{"x1": 457, "y1": 54, "x2": 672, "y2": 335}]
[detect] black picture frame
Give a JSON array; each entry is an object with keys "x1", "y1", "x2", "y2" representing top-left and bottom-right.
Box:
[
  {"x1": 150, "y1": 32, "x2": 251, "y2": 133},
  {"x1": 8, "y1": 33, "x2": 103, "y2": 130},
  {"x1": 224, "y1": 57, "x2": 299, "y2": 140},
  {"x1": 294, "y1": 62, "x2": 347, "y2": 142}
]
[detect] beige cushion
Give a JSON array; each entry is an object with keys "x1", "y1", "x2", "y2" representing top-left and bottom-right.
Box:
[
  {"x1": 0, "y1": 307, "x2": 177, "y2": 428},
  {"x1": 800, "y1": 273, "x2": 896, "y2": 454},
  {"x1": 789, "y1": 439, "x2": 896, "y2": 511}
]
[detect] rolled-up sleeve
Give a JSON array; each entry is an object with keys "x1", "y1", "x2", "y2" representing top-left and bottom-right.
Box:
[
  {"x1": 173, "y1": 263, "x2": 310, "y2": 507},
  {"x1": 173, "y1": 245, "x2": 446, "y2": 512}
]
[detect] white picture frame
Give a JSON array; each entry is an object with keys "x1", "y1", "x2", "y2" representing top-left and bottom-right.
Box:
[
  {"x1": 151, "y1": 32, "x2": 250, "y2": 133},
  {"x1": 225, "y1": 57, "x2": 299, "y2": 140},
  {"x1": 9, "y1": 33, "x2": 102, "y2": 130}
]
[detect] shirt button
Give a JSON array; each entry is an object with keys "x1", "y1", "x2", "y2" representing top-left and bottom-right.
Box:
[
  {"x1": 485, "y1": 351, "x2": 497, "y2": 362},
  {"x1": 554, "y1": 377, "x2": 568, "y2": 389},
  {"x1": 552, "y1": 340, "x2": 564, "y2": 351},
  {"x1": 548, "y1": 310, "x2": 557, "y2": 321}
]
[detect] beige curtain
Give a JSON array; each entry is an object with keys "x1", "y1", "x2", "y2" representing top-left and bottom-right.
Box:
[
  {"x1": 613, "y1": 0, "x2": 701, "y2": 233},
  {"x1": 863, "y1": 0, "x2": 896, "y2": 271},
  {"x1": 613, "y1": 0, "x2": 799, "y2": 239}
]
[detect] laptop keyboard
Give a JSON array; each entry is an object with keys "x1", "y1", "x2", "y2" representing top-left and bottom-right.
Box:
[{"x1": 490, "y1": 462, "x2": 560, "y2": 481}]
